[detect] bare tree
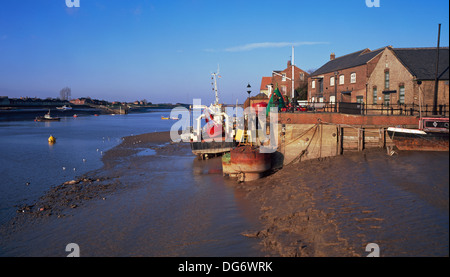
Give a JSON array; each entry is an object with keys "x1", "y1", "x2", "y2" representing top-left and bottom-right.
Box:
[{"x1": 59, "y1": 87, "x2": 71, "y2": 101}]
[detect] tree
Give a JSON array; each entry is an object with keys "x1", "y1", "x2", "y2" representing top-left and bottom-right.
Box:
[{"x1": 59, "y1": 87, "x2": 71, "y2": 101}]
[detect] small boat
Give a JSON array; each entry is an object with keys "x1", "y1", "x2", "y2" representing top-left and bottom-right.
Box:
[
  {"x1": 73, "y1": 114, "x2": 78, "y2": 118},
  {"x1": 387, "y1": 117, "x2": 449, "y2": 151},
  {"x1": 35, "y1": 110, "x2": 60, "y2": 122},
  {"x1": 161, "y1": 116, "x2": 170, "y2": 120},
  {"x1": 56, "y1": 105, "x2": 72, "y2": 111}
]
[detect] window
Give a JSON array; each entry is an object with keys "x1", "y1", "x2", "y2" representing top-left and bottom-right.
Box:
[
  {"x1": 399, "y1": 86, "x2": 405, "y2": 104},
  {"x1": 339, "y1": 75, "x2": 344, "y2": 85},
  {"x1": 350, "y1": 73, "x2": 356, "y2": 83},
  {"x1": 318, "y1": 79, "x2": 323, "y2": 93},
  {"x1": 373, "y1": 87, "x2": 377, "y2": 104},
  {"x1": 330, "y1": 76, "x2": 335, "y2": 86},
  {"x1": 384, "y1": 93, "x2": 390, "y2": 106},
  {"x1": 312, "y1": 80, "x2": 315, "y2": 89},
  {"x1": 356, "y1": 96, "x2": 363, "y2": 103},
  {"x1": 300, "y1": 73, "x2": 304, "y2": 81},
  {"x1": 329, "y1": 95, "x2": 336, "y2": 103},
  {"x1": 384, "y1": 71, "x2": 390, "y2": 89},
  {"x1": 281, "y1": 85, "x2": 287, "y2": 95},
  {"x1": 282, "y1": 73, "x2": 286, "y2": 81}
]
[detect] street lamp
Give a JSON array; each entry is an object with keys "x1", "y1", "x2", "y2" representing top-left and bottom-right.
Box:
[
  {"x1": 247, "y1": 83, "x2": 251, "y2": 98},
  {"x1": 334, "y1": 71, "x2": 339, "y2": 112}
]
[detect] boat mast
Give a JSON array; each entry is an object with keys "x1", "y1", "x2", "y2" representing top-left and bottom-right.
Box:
[{"x1": 212, "y1": 65, "x2": 220, "y2": 105}]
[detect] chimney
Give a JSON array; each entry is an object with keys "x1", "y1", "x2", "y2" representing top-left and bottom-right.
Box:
[
  {"x1": 287, "y1": 60, "x2": 291, "y2": 67},
  {"x1": 330, "y1": 53, "x2": 335, "y2": 60}
]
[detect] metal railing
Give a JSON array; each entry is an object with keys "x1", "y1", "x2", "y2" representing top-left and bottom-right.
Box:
[{"x1": 283, "y1": 102, "x2": 448, "y2": 117}]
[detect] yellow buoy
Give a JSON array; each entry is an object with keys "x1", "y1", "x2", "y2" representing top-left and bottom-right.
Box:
[{"x1": 48, "y1": 135, "x2": 56, "y2": 143}]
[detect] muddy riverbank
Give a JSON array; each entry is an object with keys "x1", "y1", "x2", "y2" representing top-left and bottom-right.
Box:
[
  {"x1": 1, "y1": 131, "x2": 447, "y2": 257},
  {"x1": 240, "y1": 149, "x2": 449, "y2": 257}
]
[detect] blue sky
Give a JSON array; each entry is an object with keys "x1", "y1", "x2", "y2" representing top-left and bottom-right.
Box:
[{"x1": 0, "y1": 0, "x2": 448, "y2": 104}]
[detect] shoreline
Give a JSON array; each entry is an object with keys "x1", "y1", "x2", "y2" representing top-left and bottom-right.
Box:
[{"x1": 2, "y1": 131, "x2": 448, "y2": 257}]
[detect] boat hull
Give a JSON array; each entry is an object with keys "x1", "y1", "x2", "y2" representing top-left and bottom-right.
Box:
[
  {"x1": 191, "y1": 140, "x2": 237, "y2": 157},
  {"x1": 35, "y1": 117, "x2": 60, "y2": 122},
  {"x1": 387, "y1": 129, "x2": 449, "y2": 151},
  {"x1": 222, "y1": 145, "x2": 272, "y2": 181}
]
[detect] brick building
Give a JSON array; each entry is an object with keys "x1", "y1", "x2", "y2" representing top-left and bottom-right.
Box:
[
  {"x1": 308, "y1": 48, "x2": 384, "y2": 103},
  {"x1": 271, "y1": 60, "x2": 309, "y2": 99},
  {"x1": 367, "y1": 46, "x2": 449, "y2": 108},
  {"x1": 260, "y1": 76, "x2": 272, "y2": 97}
]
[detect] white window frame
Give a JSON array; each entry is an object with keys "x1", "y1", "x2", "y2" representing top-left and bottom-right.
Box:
[
  {"x1": 339, "y1": 75, "x2": 345, "y2": 85},
  {"x1": 399, "y1": 86, "x2": 405, "y2": 104},
  {"x1": 350, "y1": 73, "x2": 356, "y2": 83},
  {"x1": 312, "y1": 80, "x2": 315, "y2": 89},
  {"x1": 282, "y1": 73, "x2": 286, "y2": 82},
  {"x1": 330, "y1": 76, "x2": 335, "y2": 86}
]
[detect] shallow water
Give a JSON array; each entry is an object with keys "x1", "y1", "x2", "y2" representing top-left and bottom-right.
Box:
[
  {"x1": 0, "y1": 111, "x2": 173, "y2": 226},
  {"x1": 0, "y1": 112, "x2": 264, "y2": 256}
]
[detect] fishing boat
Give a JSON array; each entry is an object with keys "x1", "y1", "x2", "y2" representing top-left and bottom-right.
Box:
[
  {"x1": 56, "y1": 105, "x2": 72, "y2": 111},
  {"x1": 387, "y1": 117, "x2": 449, "y2": 151},
  {"x1": 35, "y1": 110, "x2": 60, "y2": 122},
  {"x1": 181, "y1": 68, "x2": 238, "y2": 159}
]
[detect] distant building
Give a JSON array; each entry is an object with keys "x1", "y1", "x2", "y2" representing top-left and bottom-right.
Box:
[
  {"x1": 272, "y1": 60, "x2": 309, "y2": 98},
  {"x1": 0, "y1": 96, "x2": 10, "y2": 106},
  {"x1": 367, "y1": 46, "x2": 449, "y2": 107},
  {"x1": 260, "y1": 76, "x2": 272, "y2": 97},
  {"x1": 308, "y1": 46, "x2": 449, "y2": 108},
  {"x1": 70, "y1": 98, "x2": 87, "y2": 105},
  {"x1": 308, "y1": 48, "x2": 384, "y2": 103}
]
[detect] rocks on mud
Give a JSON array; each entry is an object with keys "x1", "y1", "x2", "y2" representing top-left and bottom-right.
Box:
[{"x1": 15, "y1": 175, "x2": 120, "y2": 219}]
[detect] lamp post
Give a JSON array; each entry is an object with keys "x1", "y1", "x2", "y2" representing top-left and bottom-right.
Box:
[
  {"x1": 334, "y1": 71, "x2": 339, "y2": 112},
  {"x1": 247, "y1": 83, "x2": 251, "y2": 98}
]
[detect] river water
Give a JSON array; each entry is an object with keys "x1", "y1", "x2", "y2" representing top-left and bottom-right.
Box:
[
  {"x1": 0, "y1": 111, "x2": 264, "y2": 256},
  {"x1": 0, "y1": 111, "x2": 448, "y2": 257},
  {"x1": 0, "y1": 111, "x2": 173, "y2": 226}
]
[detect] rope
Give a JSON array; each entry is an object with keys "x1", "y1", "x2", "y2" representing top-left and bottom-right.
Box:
[
  {"x1": 284, "y1": 123, "x2": 319, "y2": 147},
  {"x1": 287, "y1": 123, "x2": 319, "y2": 165}
]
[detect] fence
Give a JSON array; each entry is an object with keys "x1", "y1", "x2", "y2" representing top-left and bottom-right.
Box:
[{"x1": 289, "y1": 102, "x2": 448, "y2": 117}]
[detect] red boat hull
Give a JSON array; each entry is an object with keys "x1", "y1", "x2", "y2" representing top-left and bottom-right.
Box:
[{"x1": 222, "y1": 145, "x2": 272, "y2": 181}]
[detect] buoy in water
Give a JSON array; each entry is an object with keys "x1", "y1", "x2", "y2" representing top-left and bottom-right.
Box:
[{"x1": 48, "y1": 135, "x2": 56, "y2": 143}]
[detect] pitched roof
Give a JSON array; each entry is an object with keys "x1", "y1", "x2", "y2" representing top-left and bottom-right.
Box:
[
  {"x1": 260, "y1": 76, "x2": 272, "y2": 90},
  {"x1": 392, "y1": 47, "x2": 449, "y2": 80},
  {"x1": 311, "y1": 48, "x2": 385, "y2": 76}
]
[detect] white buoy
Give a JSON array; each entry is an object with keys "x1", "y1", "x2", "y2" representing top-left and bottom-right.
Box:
[
  {"x1": 62, "y1": 167, "x2": 66, "y2": 170},
  {"x1": 82, "y1": 159, "x2": 86, "y2": 162},
  {"x1": 73, "y1": 168, "x2": 76, "y2": 171}
]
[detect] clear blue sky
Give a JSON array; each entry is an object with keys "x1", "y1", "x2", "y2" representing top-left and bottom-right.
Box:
[{"x1": 0, "y1": 0, "x2": 448, "y2": 104}]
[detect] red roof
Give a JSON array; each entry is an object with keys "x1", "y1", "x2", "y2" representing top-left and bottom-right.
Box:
[{"x1": 260, "y1": 76, "x2": 272, "y2": 90}]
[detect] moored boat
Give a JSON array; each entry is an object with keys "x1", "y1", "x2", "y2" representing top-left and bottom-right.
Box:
[
  {"x1": 181, "y1": 68, "x2": 238, "y2": 159},
  {"x1": 387, "y1": 117, "x2": 449, "y2": 151},
  {"x1": 56, "y1": 105, "x2": 72, "y2": 111},
  {"x1": 35, "y1": 110, "x2": 60, "y2": 122}
]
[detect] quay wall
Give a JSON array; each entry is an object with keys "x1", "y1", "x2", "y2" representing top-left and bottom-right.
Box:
[
  {"x1": 279, "y1": 112, "x2": 419, "y2": 127},
  {"x1": 276, "y1": 113, "x2": 420, "y2": 166}
]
